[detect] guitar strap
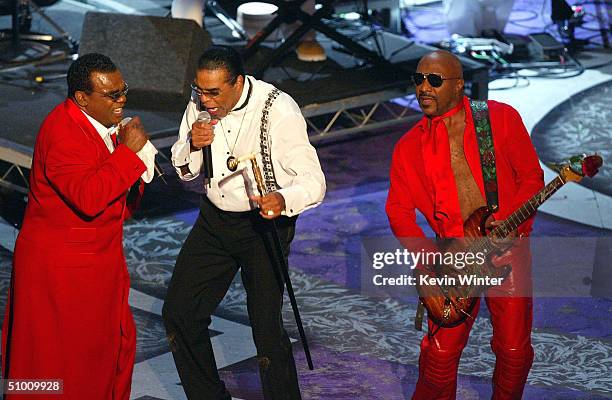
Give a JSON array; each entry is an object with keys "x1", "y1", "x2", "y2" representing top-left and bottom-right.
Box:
[{"x1": 470, "y1": 100, "x2": 499, "y2": 213}]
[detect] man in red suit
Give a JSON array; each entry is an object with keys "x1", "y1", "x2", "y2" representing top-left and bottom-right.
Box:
[
  {"x1": 1, "y1": 53, "x2": 154, "y2": 399},
  {"x1": 386, "y1": 50, "x2": 544, "y2": 399}
]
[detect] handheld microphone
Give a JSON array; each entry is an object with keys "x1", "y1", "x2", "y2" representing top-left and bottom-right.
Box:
[
  {"x1": 118, "y1": 117, "x2": 167, "y2": 184},
  {"x1": 196, "y1": 110, "x2": 213, "y2": 180}
]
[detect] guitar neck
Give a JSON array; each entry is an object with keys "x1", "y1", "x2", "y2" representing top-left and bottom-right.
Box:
[
  {"x1": 492, "y1": 176, "x2": 566, "y2": 238},
  {"x1": 468, "y1": 154, "x2": 601, "y2": 257},
  {"x1": 468, "y1": 176, "x2": 566, "y2": 257}
]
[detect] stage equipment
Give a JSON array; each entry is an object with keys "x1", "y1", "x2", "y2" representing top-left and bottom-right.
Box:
[
  {"x1": 207, "y1": 0, "x2": 249, "y2": 40},
  {"x1": 443, "y1": 35, "x2": 514, "y2": 55},
  {"x1": 195, "y1": 110, "x2": 214, "y2": 184},
  {"x1": 167, "y1": 0, "x2": 248, "y2": 40},
  {"x1": 79, "y1": 12, "x2": 212, "y2": 111},
  {"x1": 444, "y1": 0, "x2": 514, "y2": 38},
  {"x1": 237, "y1": 2, "x2": 281, "y2": 40},
  {"x1": 551, "y1": 0, "x2": 573, "y2": 22},
  {"x1": 0, "y1": 0, "x2": 76, "y2": 64},
  {"x1": 241, "y1": 0, "x2": 392, "y2": 78},
  {"x1": 527, "y1": 32, "x2": 565, "y2": 61},
  {"x1": 551, "y1": 0, "x2": 586, "y2": 46},
  {"x1": 334, "y1": 0, "x2": 403, "y2": 33}
]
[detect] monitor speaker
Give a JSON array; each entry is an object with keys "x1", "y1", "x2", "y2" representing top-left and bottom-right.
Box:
[{"x1": 79, "y1": 12, "x2": 211, "y2": 111}]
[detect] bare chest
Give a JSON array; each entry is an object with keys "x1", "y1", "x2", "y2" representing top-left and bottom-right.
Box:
[{"x1": 447, "y1": 124, "x2": 486, "y2": 221}]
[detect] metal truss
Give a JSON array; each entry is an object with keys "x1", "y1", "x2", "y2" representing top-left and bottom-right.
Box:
[
  {"x1": 0, "y1": 140, "x2": 32, "y2": 194},
  {"x1": 0, "y1": 161, "x2": 30, "y2": 194},
  {"x1": 0, "y1": 90, "x2": 422, "y2": 194},
  {"x1": 302, "y1": 90, "x2": 420, "y2": 145}
]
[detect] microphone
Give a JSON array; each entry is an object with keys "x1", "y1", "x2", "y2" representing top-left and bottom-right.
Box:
[
  {"x1": 118, "y1": 117, "x2": 167, "y2": 184},
  {"x1": 196, "y1": 110, "x2": 213, "y2": 181}
]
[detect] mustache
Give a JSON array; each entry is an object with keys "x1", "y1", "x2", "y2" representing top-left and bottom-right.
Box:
[{"x1": 418, "y1": 94, "x2": 436, "y2": 101}]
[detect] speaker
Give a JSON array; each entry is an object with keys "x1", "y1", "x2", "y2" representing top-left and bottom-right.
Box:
[{"x1": 79, "y1": 12, "x2": 211, "y2": 111}]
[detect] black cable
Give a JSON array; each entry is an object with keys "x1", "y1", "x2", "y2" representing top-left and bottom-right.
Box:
[
  {"x1": 488, "y1": 74, "x2": 531, "y2": 91},
  {"x1": 478, "y1": 48, "x2": 590, "y2": 92}
]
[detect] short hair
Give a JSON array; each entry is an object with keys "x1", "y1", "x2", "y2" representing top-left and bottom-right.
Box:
[
  {"x1": 67, "y1": 53, "x2": 118, "y2": 98},
  {"x1": 197, "y1": 46, "x2": 244, "y2": 84}
]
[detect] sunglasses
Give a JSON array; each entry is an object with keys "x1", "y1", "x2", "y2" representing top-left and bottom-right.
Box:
[
  {"x1": 412, "y1": 73, "x2": 460, "y2": 88},
  {"x1": 93, "y1": 83, "x2": 129, "y2": 101}
]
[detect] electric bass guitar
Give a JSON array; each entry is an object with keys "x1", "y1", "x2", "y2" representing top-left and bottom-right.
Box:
[{"x1": 415, "y1": 153, "x2": 603, "y2": 328}]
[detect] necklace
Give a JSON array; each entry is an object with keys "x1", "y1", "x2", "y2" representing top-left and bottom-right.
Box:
[
  {"x1": 219, "y1": 78, "x2": 253, "y2": 172},
  {"x1": 222, "y1": 105, "x2": 248, "y2": 172},
  {"x1": 223, "y1": 78, "x2": 253, "y2": 172}
]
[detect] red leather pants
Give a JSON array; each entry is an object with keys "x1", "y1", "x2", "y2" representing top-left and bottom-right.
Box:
[{"x1": 413, "y1": 245, "x2": 534, "y2": 400}]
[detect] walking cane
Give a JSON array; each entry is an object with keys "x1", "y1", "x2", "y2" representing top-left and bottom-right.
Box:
[{"x1": 230, "y1": 154, "x2": 314, "y2": 370}]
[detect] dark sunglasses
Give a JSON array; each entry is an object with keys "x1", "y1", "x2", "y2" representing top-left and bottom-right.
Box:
[
  {"x1": 412, "y1": 73, "x2": 460, "y2": 88},
  {"x1": 94, "y1": 83, "x2": 129, "y2": 101}
]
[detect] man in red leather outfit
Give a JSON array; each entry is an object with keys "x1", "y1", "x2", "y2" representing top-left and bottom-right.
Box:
[{"x1": 386, "y1": 50, "x2": 544, "y2": 399}]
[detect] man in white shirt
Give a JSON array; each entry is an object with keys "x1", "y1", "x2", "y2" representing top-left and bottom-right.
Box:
[{"x1": 162, "y1": 45, "x2": 325, "y2": 400}]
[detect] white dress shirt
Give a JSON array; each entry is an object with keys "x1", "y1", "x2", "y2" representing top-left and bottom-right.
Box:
[
  {"x1": 82, "y1": 111, "x2": 158, "y2": 183},
  {"x1": 171, "y1": 76, "x2": 326, "y2": 216}
]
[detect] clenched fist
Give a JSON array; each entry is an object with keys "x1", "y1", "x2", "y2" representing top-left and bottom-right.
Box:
[
  {"x1": 118, "y1": 116, "x2": 148, "y2": 153},
  {"x1": 190, "y1": 119, "x2": 217, "y2": 151},
  {"x1": 249, "y1": 192, "x2": 286, "y2": 219}
]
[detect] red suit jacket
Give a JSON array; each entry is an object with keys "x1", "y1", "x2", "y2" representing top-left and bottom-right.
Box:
[{"x1": 2, "y1": 99, "x2": 146, "y2": 399}]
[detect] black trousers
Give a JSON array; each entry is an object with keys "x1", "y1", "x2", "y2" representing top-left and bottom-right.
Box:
[{"x1": 162, "y1": 198, "x2": 302, "y2": 400}]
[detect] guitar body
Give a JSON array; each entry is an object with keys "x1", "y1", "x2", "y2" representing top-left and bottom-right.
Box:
[
  {"x1": 413, "y1": 153, "x2": 603, "y2": 329},
  {"x1": 414, "y1": 206, "x2": 511, "y2": 327}
]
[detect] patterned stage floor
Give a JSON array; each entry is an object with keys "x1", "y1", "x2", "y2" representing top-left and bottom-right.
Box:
[{"x1": 0, "y1": 0, "x2": 611, "y2": 399}]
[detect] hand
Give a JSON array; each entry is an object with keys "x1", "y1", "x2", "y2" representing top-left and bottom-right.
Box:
[
  {"x1": 190, "y1": 119, "x2": 217, "y2": 151},
  {"x1": 249, "y1": 192, "x2": 286, "y2": 219},
  {"x1": 486, "y1": 219, "x2": 517, "y2": 243},
  {"x1": 486, "y1": 219, "x2": 517, "y2": 267},
  {"x1": 118, "y1": 116, "x2": 149, "y2": 153}
]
